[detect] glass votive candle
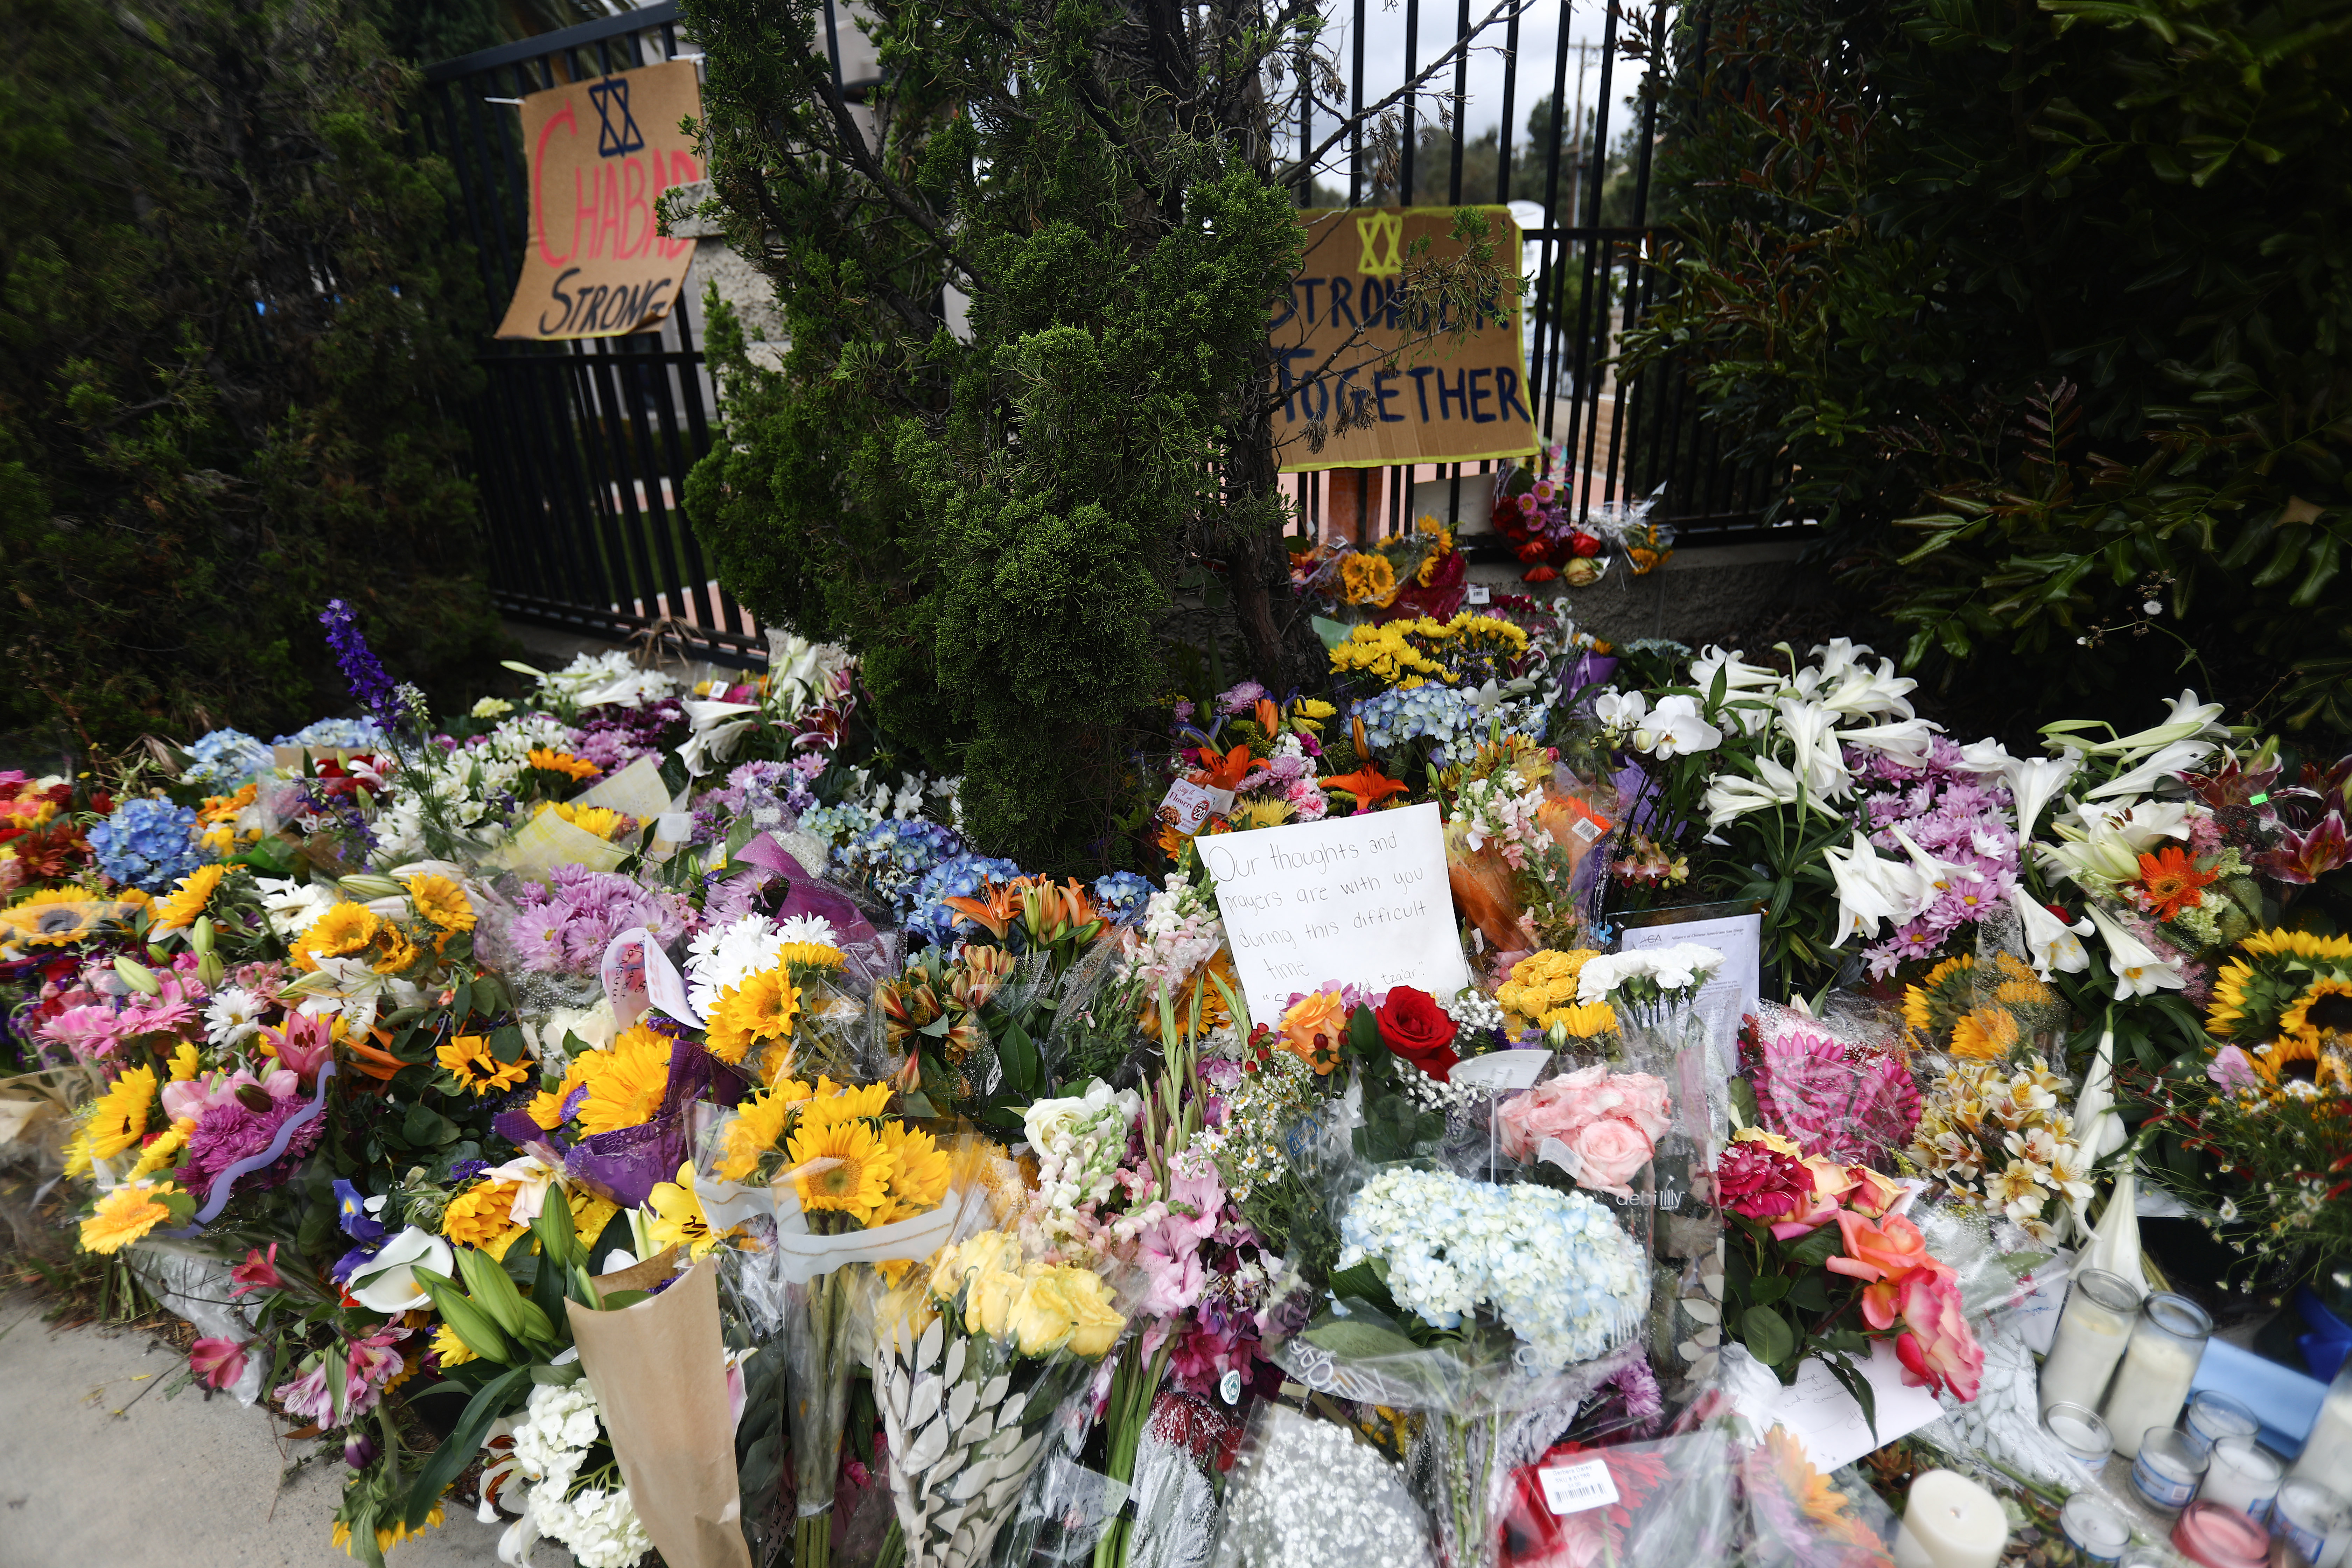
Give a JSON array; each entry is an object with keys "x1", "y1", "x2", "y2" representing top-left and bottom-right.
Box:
[
  {"x1": 2172, "y1": 1500, "x2": 2274, "y2": 1568},
  {"x1": 2276, "y1": 1478, "x2": 2352, "y2": 1568},
  {"x1": 2185, "y1": 1390, "x2": 2261, "y2": 1455},
  {"x1": 2103, "y1": 1293, "x2": 2214, "y2": 1458},
  {"x1": 2043, "y1": 1267, "x2": 2144, "y2": 1413},
  {"x1": 2063, "y1": 1493, "x2": 2132, "y2": 1564},
  {"x1": 2199, "y1": 1435, "x2": 2283, "y2": 1520},
  {"x1": 2044, "y1": 1402, "x2": 2115, "y2": 1474},
  {"x1": 2131, "y1": 1427, "x2": 2212, "y2": 1517},
  {"x1": 2291, "y1": 1355, "x2": 2352, "y2": 1498}
]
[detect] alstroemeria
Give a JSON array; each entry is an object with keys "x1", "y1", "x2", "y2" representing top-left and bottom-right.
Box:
[
  {"x1": 189, "y1": 1337, "x2": 250, "y2": 1390},
  {"x1": 2008, "y1": 885, "x2": 2092, "y2": 978},
  {"x1": 230, "y1": 1242, "x2": 284, "y2": 1297},
  {"x1": 2083, "y1": 904, "x2": 2186, "y2": 999}
]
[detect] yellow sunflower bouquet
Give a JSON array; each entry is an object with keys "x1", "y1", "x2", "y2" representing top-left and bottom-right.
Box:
[{"x1": 700, "y1": 938, "x2": 863, "y2": 1086}]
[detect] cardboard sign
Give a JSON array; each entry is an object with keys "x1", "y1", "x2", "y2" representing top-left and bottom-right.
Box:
[
  {"x1": 1272, "y1": 206, "x2": 1538, "y2": 472},
  {"x1": 1200, "y1": 802, "x2": 1469, "y2": 1027},
  {"x1": 496, "y1": 60, "x2": 704, "y2": 341}
]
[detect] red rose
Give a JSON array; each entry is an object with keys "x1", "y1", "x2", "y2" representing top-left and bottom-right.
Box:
[
  {"x1": 1569, "y1": 531, "x2": 1602, "y2": 558},
  {"x1": 1374, "y1": 985, "x2": 1461, "y2": 1081}
]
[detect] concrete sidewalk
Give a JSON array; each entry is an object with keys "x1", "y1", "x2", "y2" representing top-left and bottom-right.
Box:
[{"x1": 0, "y1": 1293, "x2": 570, "y2": 1567}]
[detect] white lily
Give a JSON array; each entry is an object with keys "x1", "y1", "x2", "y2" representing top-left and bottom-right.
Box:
[
  {"x1": 1808, "y1": 637, "x2": 1871, "y2": 681},
  {"x1": 1949, "y1": 737, "x2": 2014, "y2": 775},
  {"x1": 1816, "y1": 656, "x2": 1918, "y2": 722},
  {"x1": 2008, "y1": 883, "x2": 2092, "y2": 977},
  {"x1": 1825, "y1": 831, "x2": 1928, "y2": 945},
  {"x1": 2081, "y1": 1162, "x2": 2143, "y2": 1288},
  {"x1": 678, "y1": 697, "x2": 762, "y2": 778},
  {"x1": 1775, "y1": 696, "x2": 1853, "y2": 801},
  {"x1": 2082, "y1": 688, "x2": 2228, "y2": 757},
  {"x1": 2003, "y1": 755, "x2": 2078, "y2": 841},
  {"x1": 1688, "y1": 644, "x2": 1785, "y2": 695},
  {"x1": 1701, "y1": 755, "x2": 1811, "y2": 827},
  {"x1": 482, "y1": 1153, "x2": 563, "y2": 1224},
  {"x1": 348, "y1": 1225, "x2": 456, "y2": 1315},
  {"x1": 2082, "y1": 736, "x2": 2218, "y2": 801},
  {"x1": 1838, "y1": 716, "x2": 1943, "y2": 767},
  {"x1": 1888, "y1": 824, "x2": 1981, "y2": 916},
  {"x1": 2072, "y1": 1025, "x2": 2129, "y2": 1162},
  {"x1": 2084, "y1": 904, "x2": 2187, "y2": 999}
]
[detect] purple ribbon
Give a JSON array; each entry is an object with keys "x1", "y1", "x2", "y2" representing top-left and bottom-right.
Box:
[{"x1": 170, "y1": 1061, "x2": 338, "y2": 1234}]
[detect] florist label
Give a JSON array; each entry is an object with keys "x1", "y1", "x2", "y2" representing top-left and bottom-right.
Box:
[
  {"x1": 1271, "y1": 206, "x2": 1538, "y2": 472},
  {"x1": 495, "y1": 60, "x2": 703, "y2": 340},
  {"x1": 1537, "y1": 1458, "x2": 1619, "y2": 1516},
  {"x1": 1202, "y1": 802, "x2": 1468, "y2": 1027}
]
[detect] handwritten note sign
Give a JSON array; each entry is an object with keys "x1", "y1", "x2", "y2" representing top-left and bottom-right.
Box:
[
  {"x1": 1202, "y1": 803, "x2": 1469, "y2": 1028},
  {"x1": 495, "y1": 61, "x2": 703, "y2": 341},
  {"x1": 1724, "y1": 1341, "x2": 1944, "y2": 1474}
]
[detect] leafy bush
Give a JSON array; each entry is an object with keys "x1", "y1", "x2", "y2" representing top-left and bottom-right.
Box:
[
  {"x1": 0, "y1": 0, "x2": 505, "y2": 757},
  {"x1": 1631, "y1": 0, "x2": 2352, "y2": 731}
]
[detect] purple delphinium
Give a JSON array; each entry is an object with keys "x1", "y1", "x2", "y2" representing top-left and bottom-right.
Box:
[
  {"x1": 1850, "y1": 735, "x2": 2018, "y2": 977},
  {"x1": 318, "y1": 600, "x2": 408, "y2": 731}
]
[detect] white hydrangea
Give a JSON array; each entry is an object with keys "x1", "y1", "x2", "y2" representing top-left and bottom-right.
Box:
[{"x1": 532, "y1": 1483, "x2": 653, "y2": 1568}]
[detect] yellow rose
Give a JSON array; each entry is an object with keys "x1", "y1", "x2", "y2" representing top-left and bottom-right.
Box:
[
  {"x1": 966, "y1": 1265, "x2": 1026, "y2": 1340},
  {"x1": 1051, "y1": 1266, "x2": 1127, "y2": 1359},
  {"x1": 1008, "y1": 1269, "x2": 1079, "y2": 1356},
  {"x1": 930, "y1": 1228, "x2": 1023, "y2": 1303}
]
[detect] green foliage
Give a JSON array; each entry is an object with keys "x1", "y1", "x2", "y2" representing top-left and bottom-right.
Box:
[
  {"x1": 0, "y1": 0, "x2": 505, "y2": 757},
  {"x1": 1630, "y1": 0, "x2": 2352, "y2": 731}
]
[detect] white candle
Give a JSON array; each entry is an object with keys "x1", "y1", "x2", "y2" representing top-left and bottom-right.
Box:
[
  {"x1": 2199, "y1": 1436, "x2": 2282, "y2": 1518},
  {"x1": 2043, "y1": 1270, "x2": 2140, "y2": 1413},
  {"x1": 1894, "y1": 1469, "x2": 2011, "y2": 1568},
  {"x1": 2102, "y1": 1294, "x2": 2212, "y2": 1460},
  {"x1": 2290, "y1": 1375, "x2": 2352, "y2": 1498}
]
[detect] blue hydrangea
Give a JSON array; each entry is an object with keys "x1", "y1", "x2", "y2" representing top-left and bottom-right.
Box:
[
  {"x1": 1092, "y1": 871, "x2": 1154, "y2": 925},
  {"x1": 840, "y1": 817, "x2": 966, "y2": 913},
  {"x1": 799, "y1": 799, "x2": 880, "y2": 848},
  {"x1": 1351, "y1": 686, "x2": 1550, "y2": 765},
  {"x1": 181, "y1": 728, "x2": 275, "y2": 788},
  {"x1": 905, "y1": 853, "x2": 1023, "y2": 949},
  {"x1": 88, "y1": 797, "x2": 204, "y2": 892},
  {"x1": 271, "y1": 716, "x2": 387, "y2": 750}
]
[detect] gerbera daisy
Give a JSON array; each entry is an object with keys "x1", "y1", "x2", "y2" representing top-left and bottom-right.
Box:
[
  {"x1": 705, "y1": 968, "x2": 802, "y2": 1064},
  {"x1": 572, "y1": 1024, "x2": 674, "y2": 1135},
  {"x1": 2137, "y1": 846, "x2": 2216, "y2": 921},
  {"x1": 788, "y1": 1116, "x2": 898, "y2": 1224},
  {"x1": 87, "y1": 1064, "x2": 159, "y2": 1159},
  {"x1": 80, "y1": 1180, "x2": 178, "y2": 1254},
  {"x1": 405, "y1": 874, "x2": 476, "y2": 933},
  {"x1": 152, "y1": 864, "x2": 226, "y2": 932}
]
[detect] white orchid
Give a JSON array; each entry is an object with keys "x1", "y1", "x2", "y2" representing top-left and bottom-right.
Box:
[
  {"x1": 1592, "y1": 688, "x2": 1647, "y2": 735},
  {"x1": 2084, "y1": 904, "x2": 2187, "y2": 999},
  {"x1": 2008, "y1": 883, "x2": 2092, "y2": 978},
  {"x1": 1631, "y1": 693, "x2": 1723, "y2": 758}
]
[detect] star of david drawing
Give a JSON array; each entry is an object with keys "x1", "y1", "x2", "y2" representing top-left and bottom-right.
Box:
[{"x1": 588, "y1": 76, "x2": 646, "y2": 158}]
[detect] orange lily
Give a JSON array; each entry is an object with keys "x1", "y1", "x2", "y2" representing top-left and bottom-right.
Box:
[
  {"x1": 940, "y1": 878, "x2": 1022, "y2": 940},
  {"x1": 1323, "y1": 761, "x2": 1409, "y2": 813},
  {"x1": 343, "y1": 1029, "x2": 410, "y2": 1084},
  {"x1": 1196, "y1": 744, "x2": 1264, "y2": 793},
  {"x1": 1254, "y1": 698, "x2": 1281, "y2": 736}
]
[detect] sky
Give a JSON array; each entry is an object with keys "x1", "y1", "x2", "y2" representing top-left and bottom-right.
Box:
[{"x1": 1276, "y1": 0, "x2": 1660, "y2": 201}]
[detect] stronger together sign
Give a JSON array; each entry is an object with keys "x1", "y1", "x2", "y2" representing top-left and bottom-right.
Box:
[{"x1": 495, "y1": 60, "x2": 703, "y2": 341}]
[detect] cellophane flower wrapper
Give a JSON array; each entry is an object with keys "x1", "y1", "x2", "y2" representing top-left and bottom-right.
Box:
[
  {"x1": 1741, "y1": 1003, "x2": 1922, "y2": 1172},
  {"x1": 1494, "y1": 1424, "x2": 1744, "y2": 1568},
  {"x1": 1734, "y1": 1428, "x2": 1901, "y2": 1568},
  {"x1": 496, "y1": 1037, "x2": 747, "y2": 1210},
  {"x1": 1208, "y1": 1399, "x2": 1438, "y2": 1568}
]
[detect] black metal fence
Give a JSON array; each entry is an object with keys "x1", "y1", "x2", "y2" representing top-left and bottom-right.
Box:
[{"x1": 419, "y1": 0, "x2": 1793, "y2": 654}]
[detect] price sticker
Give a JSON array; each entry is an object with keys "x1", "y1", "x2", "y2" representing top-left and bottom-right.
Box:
[
  {"x1": 1465, "y1": 583, "x2": 1492, "y2": 605},
  {"x1": 1537, "y1": 1458, "x2": 1619, "y2": 1516}
]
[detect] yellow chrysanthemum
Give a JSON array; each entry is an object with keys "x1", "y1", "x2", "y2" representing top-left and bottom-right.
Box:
[
  {"x1": 125, "y1": 1118, "x2": 194, "y2": 1180},
  {"x1": 715, "y1": 1091, "x2": 795, "y2": 1182},
  {"x1": 788, "y1": 1116, "x2": 897, "y2": 1224},
  {"x1": 440, "y1": 1181, "x2": 527, "y2": 1259},
  {"x1": 152, "y1": 864, "x2": 226, "y2": 932},
  {"x1": 332, "y1": 1505, "x2": 444, "y2": 1558},
  {"x1": 775, "y1": 941, "x2": 848, "y2": 972},
  {"x1": 1536, "y1": 1001, "x2": 1619, "y2": 1038},
  {"x1": 645, "y1": 1161, "x2": 724, "y2": 1258},
  {"x1": 706, "y1": 968, "x2": 802, "y2": 1064},
  {"x1": 526, "y1": 748, "x2": 600, "y2": 782},
  {"x1": 1950, "y1": 1007, "x2": 2021, "y2": 1061},
  {"x1": 568, "y1": 1185, "x2": 619, "y2": 1249},
  {"x1": 295, "y1": 902, "x2": 379, "y2": 972},
  {"x1": 80, "y1": 1181, "x2": 177, "y2": 1254},
  {"x1": 87, "y1": 1065, "x2": 159, "y2": 1160},
  {"x1": 436, "y1": 1034, "x2": 531, "y2": 1096},
  {"x1": 406, "y1": 874, "x2": 476, "y2": 933},
  {"x1": 429, "y1": 1322, "x2": 477, "y2": 1367},
  {"x1": 572, "y1": 1025, "x2": 674, "y2": 1135}
]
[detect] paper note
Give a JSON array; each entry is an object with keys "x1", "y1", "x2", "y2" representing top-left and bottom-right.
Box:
[
  {"x1": 1202, "y1": 802, "x2": 1468, "y2": 1028},
  {"x1": 1726, "y1": 1340, "x2": 1944, "y2": 1474},
  {"x1": 1157, "y1": 780, "x2": 1222, "y2": 836},
  {"x1": 1619, "y1": 911, "x2": 1760, "y2": 1072},
  {"x1": 1537, "y1": 1458, "x2": 1619, "y2": 1515}
]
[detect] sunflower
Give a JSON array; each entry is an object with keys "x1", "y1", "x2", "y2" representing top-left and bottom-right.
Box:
[
  {"x1": 168, "y1": 1041, "x2": 201, "y2": 1081},
  {"x1": 2137, "y1": 847, "x2": 2216, "y2": 922},
  {"x1": 1949, "y1": 1006, "x2": 2022, "y2": 1062},
  {"x1": 572, "y1": 1024, "x2": 675, "y2": 1135},
  {"x1": 332, "y1": 1505, "x2": 444, "y2": 1558},
  {"x1": 1990, "y1": 951, "x2": 2056, "y2": 1008},
  {"x1": 525, "y1": 1054, "x2": 596, "y2": 1130},
  {"x1": 2248, "y1": 1034, "x2": 2325, "y2": 1089},
  {"x1": 542, "y1": 800, "x2": 626, "y2": 840},
  {"x1": 440, "y1": 1180, "x2": 527, "y2": 1258},
  {"x1": 1338, "y1": 551, "x2": 1400, "y2": 607},
  {"x1": 436, "y1": 1034, "x2": 531, "y2": 1096},
  {"x1": 800, "y1": 1075, "x2": 894, "y2": 1125},
  {"x1": 706, "y1": 968, "x2": 802, "y2": 1064},
  {"x1": 296, "y1": 902, "x2": 380, "y2": 971},
  {"x1": 716, "y1": 1091, "x2": 795, "y2": 1181},
  {"x1": 2240, "y1": 929, "x2": 2352, "y2": 964},
  {"x1": 406, "y1": 874, "x2": 476, "y2": 933},
  {"x1": 80, "y1": 1181, "x2": 178, "y2": 1254},
  {"x1": 878, "y1": 1121, "x2": 953, "y2": 1219},
  {"x1": 370, "y1": 925, "x2": 424, "y2": 975},
  {"x1": 1, "y1": 888, "x2": 107, "y2": 947},
  {"x1": 526, "y1": 748, "x2": 601, "y2": 783},
  {"x1": 2281, "y1": 978, "x2": 2352, "y2": 1044},
  {"x1": 152, "y1": 864, "x2": 226, "y2": 932},
  {"x1": 1902, "y1": 955, "x2": 1977, "y2": 1045},
  {"x1": 775, "y1": 941, "x2": 848, "y2": 972},
  {"x1": 788, "y1": 1116, "x2": 898, "y2": 1224},
  {"x1": 2207, "y1": 957, "x2": 2258, "y2": 1038},
  {"x1": 86, "y1": 1065, "x2": 159, "y2": 1160}
]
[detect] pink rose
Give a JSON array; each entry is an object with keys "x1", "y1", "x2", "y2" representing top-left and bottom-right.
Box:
[
  {"x1": 1891, "y1": 1267, "x2": 1983, "y2": 1402},
  {"x1": 1497, "y1": 1066, "x2": 1674, "y2": 1162},
  {"x1": 1566, "y1": 1116, "x2": 1656, "y2": 1197}
]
